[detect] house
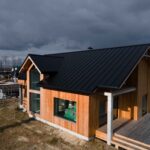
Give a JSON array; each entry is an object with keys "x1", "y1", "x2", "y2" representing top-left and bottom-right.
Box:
[{"x1": 18, "y1": 43, "x2": 150, "y2": 149}]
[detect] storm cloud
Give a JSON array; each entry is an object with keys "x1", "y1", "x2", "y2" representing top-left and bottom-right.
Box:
[{"x1": 0, "y1": 0, "x2": 150, "y2": 57}]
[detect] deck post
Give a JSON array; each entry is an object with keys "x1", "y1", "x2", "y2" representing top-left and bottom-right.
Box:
[{"x1": 104, "y1": 92, "x2": 113, "y2": 145}]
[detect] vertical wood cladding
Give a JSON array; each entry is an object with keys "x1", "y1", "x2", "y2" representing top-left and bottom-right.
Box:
[
  {"x1": 40, "y1": 89, "x2": 90, "y2": 137},
  {"x1": 118, "y1": 91, "x2": 136, "y2": 120},
  {"x1": 18, "y1": 57, "x2": 150, "y2": 138},
  {"x1": 137, "y1": 58, "x2": 150, "y2": 119}
]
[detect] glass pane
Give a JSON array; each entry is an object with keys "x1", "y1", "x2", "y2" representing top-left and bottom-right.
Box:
[
  {"x1": 30, "y1": 67, "x2": 40, "y2": 90},
  {"x1": 30, "y1": 93, "x2": 40, "y2": 113},
  {"x1": 54, "y1": 98, "x2": 76, "y2": 122},
  {"x1": 99, "y1": 99, "x2": 107, "y2": 126},
  {"x1": 113, "y1": 96, "x2": 118, "y2": 119},
  {"x1": 99, "y1": 96, "x2": 118, "y2": 126},
  {"x1": 142, "y1": 95, "x2": 147, "y2": 116}
]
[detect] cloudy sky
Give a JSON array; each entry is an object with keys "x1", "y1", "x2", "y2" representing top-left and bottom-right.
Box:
[{"x1": 0, "y1": 0, "x2": 150, "y2": 59}]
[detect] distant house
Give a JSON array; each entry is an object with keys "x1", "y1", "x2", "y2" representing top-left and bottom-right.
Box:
[{"x1": 18, "y1": 44, "x2": 150, "y2": 149}]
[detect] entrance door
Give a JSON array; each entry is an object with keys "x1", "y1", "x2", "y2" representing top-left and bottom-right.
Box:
[
  {"x1": 113, "y1": 96, "x2": 118, "y2": 119},
  {"x1": 142, "y1": 95, "x2": 147, "y2": 116},
  {"x1": 99, "y1": 99, "x2": 107, "y2": 126},
  {"x1": 99, "y1": 96, "x2": 118, "y2": 126}
]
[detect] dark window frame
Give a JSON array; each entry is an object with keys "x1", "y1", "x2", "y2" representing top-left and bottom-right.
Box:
[
  {"x1": 142, "y1": 94, "x2": 147, "y2": 116},
  {"x1": 30, "y1": 93, "x2": 40, "y2": 114},
  {"x1": 54, "y1": 98, "x2": 76, "y2": 123},
  {"x1": 30, "y1": 66, "x2": 40, "y2": 90}
]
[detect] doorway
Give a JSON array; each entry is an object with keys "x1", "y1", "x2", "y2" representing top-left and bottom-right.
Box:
[
  {"x1": 142, "y1": 95, "x2": 147, "y2": 116},
  {"x1": 99, "y1": 96, "x2": 118, "y2": 126}
]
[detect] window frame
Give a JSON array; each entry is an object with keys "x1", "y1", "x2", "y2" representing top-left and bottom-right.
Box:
[
  {"x1": 142, "y1": 94, "x2": 148, "y2": 116},
  {"x1": 54, "y1": 98, "x2": 77, "y2": 123},
  {"x1": 29, "y1": 66, "x2": 40, "y2": 91},
  {"x1": 30, "y1": 93, "x2": 40, "y2": 114}
]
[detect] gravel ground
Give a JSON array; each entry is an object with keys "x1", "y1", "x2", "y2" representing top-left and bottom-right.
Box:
[{"x1": 0, "y1": 99, "x2": 116, "y2": 150}]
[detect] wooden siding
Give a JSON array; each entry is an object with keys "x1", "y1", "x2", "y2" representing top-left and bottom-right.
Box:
[
  {"x1": 40, "y1": 88, "x2": 90, "y2": 137},
  {"x1": 137, "y1": 58, "x2": 150, "y2": 119},
  {"x1": 19, "y1": 62, "x2": 91, "y2": 138},
  {"x1": 118, "y1": 92, "x2": 136, "y2": 120},
  {"x1": 18, "y1": 56, "x2": 150, "y2": 139},
  {"x1": 18, "y1": 79, "x2": 25, "y2": 85},
  {"x1": 89, "y1": 94, "x2": 102, "y2": 137},
  {"x1": 18, "y1": 79, "x2": 27, "y2": 108},
  {"x1": 117, "y1": 58, "x2": 150, "y2": 120}
]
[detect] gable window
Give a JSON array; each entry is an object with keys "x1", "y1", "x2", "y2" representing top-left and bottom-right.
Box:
[
  {"x1": 54, "y1": 98, "x2": 76, "y2": 122},
  {"x1": 30, "y1": 93, "x2": 40, "y2": 113},
  {"x1": 30, "y1": 66, "x2": 40, "y2": 90}
]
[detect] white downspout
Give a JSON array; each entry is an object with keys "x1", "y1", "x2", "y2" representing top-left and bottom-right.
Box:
[{"x1": 104, "y1": 92, "x2": 113, "y2": 145}]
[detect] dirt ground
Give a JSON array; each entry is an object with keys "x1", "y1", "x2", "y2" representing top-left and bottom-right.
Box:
[{"x1": 0, "y1": 99, "x2": 116, "y2": 150}]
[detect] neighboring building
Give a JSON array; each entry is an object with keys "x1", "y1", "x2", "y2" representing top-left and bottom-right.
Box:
[
  {"x1": 18, "y1": 43, "x2": 150, "y2": 149},
  {"x1": 0, "y1": 82, "x2": 19, "y2": 99}
]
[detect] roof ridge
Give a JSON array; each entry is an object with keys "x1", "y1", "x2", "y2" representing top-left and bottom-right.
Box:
[
  {"x1": 45, "y1": 43, "x2": 150, "y2": 56},
  {"x1": 29, "y1": 53, "x2": 63, "y2": 58}
]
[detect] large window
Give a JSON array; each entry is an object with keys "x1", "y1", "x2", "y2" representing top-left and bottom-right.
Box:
[
  {"x1": 54, "y1": 98, "x2": 76, "y2": 122},
  {"x1": 30, "y1": 93, "x2": 40, "y2": 113},
  {"x1": 142, "y1": 95, "x2": 147, "y2": 116},
  {"x1": 30, "y1": 67, "x2": 40, "y2": 90}
]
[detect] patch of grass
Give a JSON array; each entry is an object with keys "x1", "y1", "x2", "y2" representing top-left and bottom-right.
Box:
[{"x1": 0, "y1": 100, "x2": 116, "y2": 150}]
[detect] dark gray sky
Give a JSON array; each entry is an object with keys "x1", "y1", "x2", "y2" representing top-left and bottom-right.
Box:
[{"x1": 0, "y1": 0, "x2": 150, "y2": 58}]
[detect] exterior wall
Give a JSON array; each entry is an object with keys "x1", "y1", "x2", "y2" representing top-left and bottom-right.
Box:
[
  {"x1": 89, "y1": 92, "x2": 137, "y2": 134},
  {"x1": 40, "y1": 89, "x2": 90, "y2": 137},
  {"x1": 19, "y1": 63, "x2": 92, "y2": 138},
  {"x1": 18, "y1": 57, "x2": 150, "y2": 139},
  {"x1": 89, "y1": 94, "x2": 106, "y2": 136},
  {"x1": 118, "y1": 58, "x2": 150, "y2": 120},
  {"x1": 137, "y1": 58, "x2": 150, "y2": 119},
  {"x1": 21, "y1": 68, "x2": 90, "y2": 138},
  {"x1": 118, "y1": 91, "x2": 136, "y2": 120},
  {"x1": 18, "y1": 79, "x2": 27, "y2": 108},
  {"x1": 116, "y1": 58, "x2": 150, "y2": 120}
]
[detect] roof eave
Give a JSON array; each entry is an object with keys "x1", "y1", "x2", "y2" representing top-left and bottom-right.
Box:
[
  {"x1": 119, "y1": 46, "x2": 150, "y2": 89},
  {"x1": 19, "y1": 55, "x2": 42, "y2": 74}
]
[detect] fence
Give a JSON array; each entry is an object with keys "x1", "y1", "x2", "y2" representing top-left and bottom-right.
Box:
[{"x1": 0, "y1": 82, "x2": 19, "y2": 99}]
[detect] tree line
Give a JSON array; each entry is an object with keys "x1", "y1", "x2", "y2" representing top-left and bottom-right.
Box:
[{"x1": 0, "y1": 56, "x2": 23, "y2": 71}]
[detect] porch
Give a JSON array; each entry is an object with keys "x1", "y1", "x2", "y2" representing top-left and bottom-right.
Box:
[{"x1": 96, "y1": 114, "x2": 150, "y2": 150}]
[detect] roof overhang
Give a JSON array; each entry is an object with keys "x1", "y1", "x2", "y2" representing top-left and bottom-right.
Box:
[
  {"x1": 104, "y1": 87, "x2": 136, "y2": 98},
  {"x1": 19, "y1": 55, "x2": 41, "y2": 74},
  {"x1": 119, "y1": 46, "x2": 150, "y2": 88}
]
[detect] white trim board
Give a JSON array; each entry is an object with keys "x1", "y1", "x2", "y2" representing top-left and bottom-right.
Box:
[
  {"x1": 28, "y1": 114, "x2": 94, "y2": 141},
  {"x1": 19, "y1": 56, "x2": 41, "y2": 74}
]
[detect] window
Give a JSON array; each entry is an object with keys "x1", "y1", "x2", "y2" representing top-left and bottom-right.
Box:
[
  {"x1": 113, "y1": 96, "x2": 118, "y2": 119},
  {"x1": 99, "y1": 99, "x2": 107, "y2": 126},
  {"x1": 30, "y1": 67, "x2": 40, "y2": 90},
  {"x1": 54, "y1": 98, "x2": 76, "y2": 122},
  {"x1": 30, "y1": 93, "x2": 40, "y2": 113},
  {"x1": 142, "y1": 95, "x2": 147, "y2": 116}
]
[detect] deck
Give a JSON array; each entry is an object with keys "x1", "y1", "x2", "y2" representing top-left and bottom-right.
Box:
[
  {"x1": 116, "y1": 113, "x2": 150, "y2": 145},
  {"x1": 96, "y1": 114, "x2": 150, "y2": 149},
  {"x1": 95, "y1": 118, "x2": 129, "y2": 141}
]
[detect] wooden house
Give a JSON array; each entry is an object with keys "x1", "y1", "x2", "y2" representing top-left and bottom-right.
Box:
[{"x1": 18, "y1": 43, "x2": 150, "y2": 149}]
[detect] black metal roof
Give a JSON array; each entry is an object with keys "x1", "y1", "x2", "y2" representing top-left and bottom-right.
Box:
[
  {"x1": 29, "y1": 54, "x2": 64, "y2": 73},
  {"x1": 20, "y1": 43, "x2": 150, "y2": 94}
]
